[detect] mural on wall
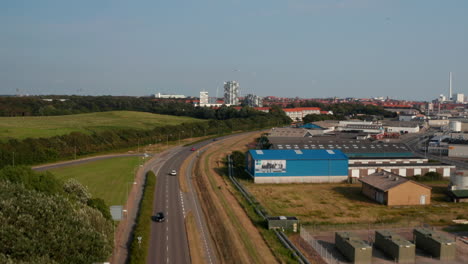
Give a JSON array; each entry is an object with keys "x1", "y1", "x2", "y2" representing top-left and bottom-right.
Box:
[{"x1": 255, "y1": 160, "x2": 286, "y2": 173}]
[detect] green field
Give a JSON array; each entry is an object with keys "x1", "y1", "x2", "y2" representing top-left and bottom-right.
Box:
[
  {"x1": 0, "y1": 111, "x2": 202, "y2": 140},
  {"x1": 47, "y1": 156, "x2": 145, "y2": 206}
]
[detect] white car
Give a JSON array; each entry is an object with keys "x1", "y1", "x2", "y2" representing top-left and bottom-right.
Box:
[{"x1": 170, "y1": 170, "x2": 177, "y2": 176}]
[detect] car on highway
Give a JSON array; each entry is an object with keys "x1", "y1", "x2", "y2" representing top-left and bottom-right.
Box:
[
  {"x1": 153, "y1": 212, "x2": 165, "y2": 222},
  {"x1": 213, "y1": 138, "x2": 218, "y2": 141},
  {"x1": 190, "y1": 147, "x2": 196, "y2": 151},
  {"x1": 170, "y1": 169, "x2": 177, "y2": 176}
]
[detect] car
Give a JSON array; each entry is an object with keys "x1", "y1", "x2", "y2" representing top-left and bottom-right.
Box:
[
  {"x1": 170, "y1": 169, "x2": 177, "y2": 176},
  {"x1": 190, "y1": 147, "x2": 196, "y2": 151},
  {"x1": 213, "y1": 138, "x2": 218, "y2": 141},
  {"x1": 153, "y1": 212, "x2": 165, "y2": 222}
]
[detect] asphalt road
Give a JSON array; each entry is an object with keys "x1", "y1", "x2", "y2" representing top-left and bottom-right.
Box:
[{"x1": 146, "y1": 138, "x2": 223, "y2": 264}]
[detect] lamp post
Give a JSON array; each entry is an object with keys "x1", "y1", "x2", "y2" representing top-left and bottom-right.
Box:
[{"x1": 179, "y1": 131, "x2": 184, "y2": 145}]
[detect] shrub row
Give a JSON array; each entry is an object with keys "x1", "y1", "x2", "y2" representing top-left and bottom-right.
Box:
[{"x1": 128, "y1": 171, "x2": 156, "y2": 264}]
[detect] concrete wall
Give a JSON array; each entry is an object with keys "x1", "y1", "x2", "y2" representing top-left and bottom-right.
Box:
[{"x1": 387, "y1": 181, "x2": 431, "y2": 206}]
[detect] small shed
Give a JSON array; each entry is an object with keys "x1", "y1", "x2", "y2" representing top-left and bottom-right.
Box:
[
  {"x1": 335, "y1": 232, "x2": 372, "y2": 264},
  {"x1": 359, "y1": 170, "x2": 431, "y2": 206},
  {"x1": 267, "y1": 216, "x2": 299, "y2": 232},
  {"x1": 413, "y1": 228, "x2": 456, "y2": 260},
  {"x1": 375, "y1": 230, "x2": 415, "y2": 263}
]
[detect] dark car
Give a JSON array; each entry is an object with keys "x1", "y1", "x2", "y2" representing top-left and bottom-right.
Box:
[
  {"x1": 153, "y1": 212, "x2": 165, "y2": 222},
  {"x1": 213, "y1": 138, "x2": 218, "y2": 141}
]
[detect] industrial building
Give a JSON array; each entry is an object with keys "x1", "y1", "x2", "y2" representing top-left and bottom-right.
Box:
[
  {"x1": 335, "y1": 232, "x2": 372, "y2": 264},
  {"x1": 349, "y1": 160, "x2": 455, "y2": 179},
  {"x1": 413, "y1": 228, "x2": 456, "y2": 261},
  {"x1": 268, "y1": 128, "x2": 312, "y2": 138},
  {"x1": 246, "y1": 149, "x2": 349, "y2": 183},
  {"x1": 359, "y1": 170, "x2": 431, "y2": 206},
  {"x1": 448, "y1": 144, "x2": 468, "y2": 158},
  {"x1": 375, "y1": 230, "x2": 415, "y2": 263},
  {"x1": 224, "y1": 81, "x2": 240, "y2": 105}
]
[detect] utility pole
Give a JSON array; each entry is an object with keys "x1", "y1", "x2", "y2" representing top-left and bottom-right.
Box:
[{"x1": 12, "y1": 151, "x2": 15, "y2": 166}]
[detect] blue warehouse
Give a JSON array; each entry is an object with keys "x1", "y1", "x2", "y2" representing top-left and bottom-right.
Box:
[{"x1": 246, "y1": 149, "x2": 349, "y2": 183}]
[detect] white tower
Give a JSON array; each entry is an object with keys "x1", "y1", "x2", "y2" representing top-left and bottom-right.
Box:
[
  {"x1": 200, "y1": 91, "x2": 208, "y2": 105},
  {"x1": 449, "y1": 72, "x2": 453, "y2": 101}
]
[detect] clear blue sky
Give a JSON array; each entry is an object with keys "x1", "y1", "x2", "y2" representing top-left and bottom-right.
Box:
[{"x1": 1, "y1": 0, "x2": 467, "y2": 100}]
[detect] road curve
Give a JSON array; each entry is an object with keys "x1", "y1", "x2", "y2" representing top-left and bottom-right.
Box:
[{"x1": 146, "y1": 138, "x2": 226, "y2": 264}]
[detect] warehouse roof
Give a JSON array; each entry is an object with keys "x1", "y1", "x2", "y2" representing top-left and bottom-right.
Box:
[
  {"x1": 270, "y1": 137, "x2": 410, "y2": 153},
  {"x1": 248, "y1": 149, "x2": 348, "y2": 160},
  {"x1": 359, "y1": 170, "x2": 431, "y2": 192},
  {"x1": 268, "y1": 128, "x2": 312, "y2": 137}
]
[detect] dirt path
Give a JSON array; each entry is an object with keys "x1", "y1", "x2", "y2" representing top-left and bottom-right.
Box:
[{"x1": 194, "y1": 132, "x2": 278, "y2": 264}]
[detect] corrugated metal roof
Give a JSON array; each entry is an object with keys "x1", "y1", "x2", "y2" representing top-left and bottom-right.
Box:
[{"x1": 248, "y1": 149, "x2": 348, "y2": 160}]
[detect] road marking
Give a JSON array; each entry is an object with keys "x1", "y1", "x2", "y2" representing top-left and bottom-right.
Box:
[{"x1": 180, "y1": 191, "x2": 186, "y2": 218}]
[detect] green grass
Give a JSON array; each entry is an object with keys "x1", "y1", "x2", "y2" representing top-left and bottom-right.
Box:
[
  {"x1": 47, "y1": 156, "x2": 144, "y2": 206},
  {"x1": 129, "y1": 171, "x2": 156, "y2": 264},
  {"x1": 0, "y1": 110, "x2": 203, "y2": 140}
]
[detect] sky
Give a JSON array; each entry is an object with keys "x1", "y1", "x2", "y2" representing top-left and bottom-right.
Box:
[{"x1": 1, "y1": 0, "x2": 467, "y2": 100}]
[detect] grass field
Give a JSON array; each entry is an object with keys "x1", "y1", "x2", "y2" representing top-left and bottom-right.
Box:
[
  {"x1": 0, "y1": 111, "x2": 203, "y2": 140},
  {"x1": 242, "y1": 180, "x2": 468, "y2": 226},
  {"x1": 47, "y1": 156, "x2": 144, "y2": 206}
]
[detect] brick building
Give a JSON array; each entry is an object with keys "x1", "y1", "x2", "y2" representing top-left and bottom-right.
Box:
[{"x1": 359, "y1": 170, "x2": 431, "y2": 206}]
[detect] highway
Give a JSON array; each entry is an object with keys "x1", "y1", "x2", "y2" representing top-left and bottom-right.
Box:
[{"x1": 146, "y1": 139, "x2": 220, "y2": 264}]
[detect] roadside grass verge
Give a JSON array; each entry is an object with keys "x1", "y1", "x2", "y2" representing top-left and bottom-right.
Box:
[
  {"x1": 185, "y1": 211, "x2": 205, "y2": 264},
  {"x1": 47, "y1": 156, "x2": 144, "y2": 206},
  {"x1": 128, "y1": 171, "x2": 156, "y2": 264},
  {"x1": 202, "y1": 152, "x2": 263, "y2": 263},
  {"x1": 229, "y1": 178, "x2": 299, "y2": 263}
]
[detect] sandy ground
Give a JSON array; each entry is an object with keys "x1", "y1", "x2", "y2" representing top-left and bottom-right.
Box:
[{"x1": 194, "y1": 132, "x2": 278, "y2": 264}]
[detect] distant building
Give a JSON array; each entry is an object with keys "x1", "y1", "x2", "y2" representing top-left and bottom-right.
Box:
[
  {"x1": 199, "y1": 91, "x2": 209, "y2": 105},
  {"x1": 283, "y1": 107, "x2": 321, "y2": 121},
  {"x1": 455, "y1": 93, "x2": 465, "y2": 103},
  {"x1": 359, "y1": 170, "x2": 431, "y2": 206},
  {"x1": 224, "y1": 81, "x2": 240, "y2": 105},
  {"x1": 154, "y1": 93, "x2": 185, "y2": 99},
  {"x1": 244, "y1": 94, "x2": 263, "y2": 107}
]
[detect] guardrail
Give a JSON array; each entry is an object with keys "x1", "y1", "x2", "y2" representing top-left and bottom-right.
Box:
[{"x1": 227, "y1": 155, "x2": 310, "y2": 264}]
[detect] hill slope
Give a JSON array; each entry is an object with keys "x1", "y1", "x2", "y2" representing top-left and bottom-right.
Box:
[{"x1": 0, "y1": 111, "x2": 203, "y2": 140}]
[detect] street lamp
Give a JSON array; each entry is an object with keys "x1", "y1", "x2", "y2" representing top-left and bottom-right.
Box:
[{"x1": 179, "y1": 131, "x2": 184, "y2": 145}]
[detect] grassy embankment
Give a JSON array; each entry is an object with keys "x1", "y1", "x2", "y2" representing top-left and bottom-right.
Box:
[
  {"x1": 47, "y1": 156, "x2": 145, "y2": 206},
  {"x1": 0, "y1": 110, "x2": 202, "y2": 140},
  {"x1": 128, "y1": 171, "x2": 156, "y2": 264},
  {"x1": 242, "y1": 180, "x2": 468, "y2": 226}
]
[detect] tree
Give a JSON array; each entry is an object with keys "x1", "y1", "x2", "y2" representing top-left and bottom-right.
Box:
[{"x1": 63, "y1": 178, "x2": 92, "y2": 204}]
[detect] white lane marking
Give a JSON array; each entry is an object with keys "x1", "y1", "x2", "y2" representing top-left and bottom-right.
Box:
[{"x1": 180, "y1": 191, "x2": 186, "y2": 218}]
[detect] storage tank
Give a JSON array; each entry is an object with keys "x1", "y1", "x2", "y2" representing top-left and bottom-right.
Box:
[
  {"x1": 449, "y1": 121, "x2": 462, "y2": 132},
  {"x1": 452, "y1": 172, "x2": 468, "y2": 189}
]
